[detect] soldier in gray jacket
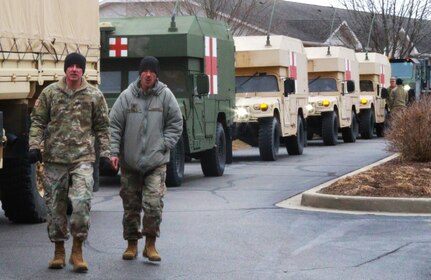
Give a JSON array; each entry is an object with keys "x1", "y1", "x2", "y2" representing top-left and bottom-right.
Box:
[{"x1": 109, "y1": 56, "x2": 182, "y2": 262}]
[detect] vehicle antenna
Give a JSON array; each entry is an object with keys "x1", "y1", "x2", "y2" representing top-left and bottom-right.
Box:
[
  {"x1": 365, "y1": 13, "x2": 376, "y2": 61},
  {"x1": 266, "y1": 0, "x2": 277, "y2": 47},
  {"x1": 169, "y1": 0, "x2": 180, "y2": 32},
  {"x1": 327, "y1": 7, "x2": 336, "y2": 56}
]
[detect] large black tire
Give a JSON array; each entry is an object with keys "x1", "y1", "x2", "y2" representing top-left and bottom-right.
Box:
[
  {"x1": 166, "y1": 135, "x2": 185, "y2": 187},
  {"x1": 341, "y1": 111, "x2": 358, "y2": 143},
  {"x1": 286, "y1": 116, "x2": 305, "y2": 155},
  {"x1": 375, "y1": 108, "x2": 388, "y2": 137},
  {"x1": 200, "y1": 123, "x2": 226, "y2": 177},
  {"x1": 360, "y1": 109, "x2": 374, "y2": 139},
  {"x1": 0, "y1": 158, "x2": 46, "y2": 223},
  {"x1": 258, "y1": 118, "x2": 280, "y2": 161},
  {"x1": 321, "y1": 111, "x2": 338, "y2": 146}
]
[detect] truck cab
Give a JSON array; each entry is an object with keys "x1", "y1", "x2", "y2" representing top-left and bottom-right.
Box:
[
  {"x1": 99, "y1": 16, "x2": 235, "y2": 186},
  {"x1": 305, "y1": 46, "x2": 360, "y2": 145},
  {"x1": 233, "y1": 35, "x2": 308, "y2": 161}
]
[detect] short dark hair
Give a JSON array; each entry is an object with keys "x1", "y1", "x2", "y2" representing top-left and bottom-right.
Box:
[{"x1": 396, "y1": 78, "x2": 403, "y2": 85}]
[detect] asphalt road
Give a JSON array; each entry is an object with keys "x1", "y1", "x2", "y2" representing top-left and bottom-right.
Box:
[{"x1": 2, "y1": 138, "x2": 431, "y2": 280}]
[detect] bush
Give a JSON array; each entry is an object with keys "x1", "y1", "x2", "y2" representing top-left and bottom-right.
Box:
[{"x1": 385, "y1": 95, "x2": 431, "y2": 162}]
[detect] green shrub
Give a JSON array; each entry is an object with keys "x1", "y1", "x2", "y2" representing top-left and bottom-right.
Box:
[{"x1": 385, "y1": 95, "x2": 431, "y2": 162}]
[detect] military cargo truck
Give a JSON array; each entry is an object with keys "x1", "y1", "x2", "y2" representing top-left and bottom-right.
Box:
[
  {"x1": 356, "y1": 52, "x2": 391, "y2": 138},
  {"x1": 0, "y1": 0, "x2": 100, "y2": 223},
  {"x1": 233, "y1": 35, "x2": 308, "y2": 161},
  {"x1": 99, "y1": 16, "x2": 235, "y2": 186},
  {"x1": 305, "y1": 46, "x2": 360, "y2": 145}
]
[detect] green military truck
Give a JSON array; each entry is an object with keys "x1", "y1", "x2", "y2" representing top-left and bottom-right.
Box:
[
  {"x1": 99, "y1": 16, "x2": 235, "y2": 186},
  {"x1": 0, "y1": 0, "x2": 100, "y2": 223}
]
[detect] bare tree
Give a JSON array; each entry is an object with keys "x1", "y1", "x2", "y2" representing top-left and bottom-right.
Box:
[
  {"x1": 338, "y1": 0, "x2": 431, "y2": 58},
  {"x1": 180, "y1": 0, "x2": 271, "y2": 35}
]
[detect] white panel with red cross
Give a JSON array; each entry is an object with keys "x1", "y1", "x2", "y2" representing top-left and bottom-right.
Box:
[
  {"x1": 109, "y1": 37, "x2": 128, "y2": 57},
  {"x1": 345, "y1": 59, "x2": 351, "y2": 81},
  {"x1": 205, "y1": 36, "x2": 218, "y2": 95},
  {"x1": 290, "y1": 51, "x2": 297, "y2": 93},
  {"x1": 380, "y1": 64, "x2": 386, "y2": 87}
]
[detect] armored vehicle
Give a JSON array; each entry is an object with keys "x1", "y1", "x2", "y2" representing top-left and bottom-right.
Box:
[
  {"x1": 99, "y1": 16, "x2": 235, "y2": 186},
  {"x1": 233, "y1": 35, "x2": 308, "y2": 161},
  {"x1": 305, "y1": 46, "x2": 360, "y2": 145},
  {"x1": 0, "y1": 0, "x2": 100, "y2": 223},
  {"x1": 356, "y1": 52, "x2": 391, "y2": 138}
]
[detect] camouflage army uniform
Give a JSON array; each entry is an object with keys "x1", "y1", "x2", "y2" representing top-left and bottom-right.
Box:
[
  {"x1": 388, "y1": 85, "x2": 408, "y2": 113},
  {"x1": 30, "y1": 77, "x2": 110, "y2": 242},
  {"x1": 110, "y1": 78, "x2": 182, "y2": 239}
]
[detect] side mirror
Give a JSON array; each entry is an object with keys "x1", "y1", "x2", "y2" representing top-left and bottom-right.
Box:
[
  {"x1": 381, "y1": 87, "x2": 388, "y2": 99},
  {"x1": 284, "y1": 79, "x2": 295, "y2": 96},
  {"x1": 196, "y1": 74, "x2": 209, "y2": 95},
  {"x1": 347, "y1": 80, "x2": 355, "y2": 93}
]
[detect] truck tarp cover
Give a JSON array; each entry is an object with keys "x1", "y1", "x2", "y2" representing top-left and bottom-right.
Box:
[{"x1": 0, "y1": 0, "x2": 99, "y2": 56}]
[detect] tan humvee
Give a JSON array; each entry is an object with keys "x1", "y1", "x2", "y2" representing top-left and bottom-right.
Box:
[
  {"x1": 305, "y1": 46, "x2": 360, "y2": 145},
  {"x1": 233, "y1": 35, "x2": 309, "y2": 161},
  {"x1": 355, "y1": 52, "x2": 391, "y2": 138}
]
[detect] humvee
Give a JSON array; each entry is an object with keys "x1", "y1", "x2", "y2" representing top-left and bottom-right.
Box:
[
  {"x1": 233, "y1": 35, "x2": 308, "y2": 161},
  {"x1": 305, "y1": 46, "x2": 360, "y2": 145}
]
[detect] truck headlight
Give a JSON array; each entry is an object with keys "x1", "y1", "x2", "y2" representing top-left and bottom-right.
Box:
[
  {"x1": 259, "y1": 103, "x2": 269, "y2": 111},
  {"x1": 306, "y1": 104, "x2": 314, "y2": 113},
  {"x1": 235, "y1": 107, "x2": 250, "y2": 121}
]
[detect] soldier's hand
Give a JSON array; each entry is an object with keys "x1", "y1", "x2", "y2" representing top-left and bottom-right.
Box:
[
  {"x1": 100, "y1": 156, "x2": 114, "y2": 170},
  {"x1": 28, "y1": 149, "x2": 42, "y2": 163},
  {"x1": 110, "y1": 156, "x2": 119, "y2": 170}
]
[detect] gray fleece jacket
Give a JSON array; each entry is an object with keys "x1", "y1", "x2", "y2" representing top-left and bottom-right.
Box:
[{"x1": 109, "y1": 78, "x2": 183, "y2": 174}]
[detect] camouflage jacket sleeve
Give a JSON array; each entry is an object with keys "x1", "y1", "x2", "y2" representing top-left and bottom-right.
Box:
[
  {"x1": 29, "y1": 88, "x2": 50, "y2": 150},
  {"x1": 92, "y1": 89, "x2": 111, "y2": 158}
]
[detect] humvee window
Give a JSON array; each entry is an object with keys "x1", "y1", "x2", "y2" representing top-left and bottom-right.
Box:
[
  {"x1": 308, "y1": 78, "x2": 337, "y2": 92},
  {"x1": 360, "y1": 80, "x2": 374, "y2": 91},
  {"x1": 159, "y1": 70, "x2": 187, "y2": 94},
  {"x1": 100, "y1": 71, "x2": 121, "y2": 93},
  {"x1": 235, "y1": 75, "x2": 278, "y2": 93}
]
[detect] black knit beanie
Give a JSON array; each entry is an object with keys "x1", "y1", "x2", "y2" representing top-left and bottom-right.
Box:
[
  {"x1": 139, "y1": 56, "x2": 159, "y2": 76},
  {"x1": 64, "y1": 52, "x2": 86, "y2": 73}
]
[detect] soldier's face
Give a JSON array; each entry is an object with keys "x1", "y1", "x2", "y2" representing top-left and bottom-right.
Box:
[
  {"x1": 140, "y1": 70, "x2": 157, "y2": 90},
  {"x1": 390, "y1": 80, "x2": 396, "y2": 87},
  {"x1": 66, "y1": 64, "x2": 83, "y2": 82}
]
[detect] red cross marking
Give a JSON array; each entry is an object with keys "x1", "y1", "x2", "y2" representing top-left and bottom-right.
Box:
[
  {"x1": 290, "y1": 52, "x2": 297, "y2": 80},
  {"x1": 109, "y1": 37, "x2": 128, "y2": 57},
  {"x1": 345, "y1": 59, "x2": 351, "y2": 81},
  {"x1": 205, "y1": 36, "x2": 218, "y2": 95}
]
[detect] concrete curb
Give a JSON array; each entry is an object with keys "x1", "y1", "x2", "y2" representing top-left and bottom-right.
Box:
[{"x1": 277, "y1": 154, "x2": 431, "y2": 215}]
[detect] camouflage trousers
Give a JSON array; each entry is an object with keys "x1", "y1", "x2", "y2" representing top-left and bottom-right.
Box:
[
  {"x1": 43, "y1": 162, "x2": 94, "y2": 242},
  {"x1": 120, "y1": 164, "x2": 167, "y2": 240}
]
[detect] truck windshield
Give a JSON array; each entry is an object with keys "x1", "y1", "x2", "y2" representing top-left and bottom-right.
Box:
[
  {"x1": 235, "y1": 75, "x2": 278, "y2": 93},
  {"x1": 391, "y1": 62, "x2": 414, "y2": 80},
  {"x1": 360, "y1": 80, "x2": 373, "y2": 91},
  {"x1": 308, "y1": 78, "x2": 337, "y2": 92}
]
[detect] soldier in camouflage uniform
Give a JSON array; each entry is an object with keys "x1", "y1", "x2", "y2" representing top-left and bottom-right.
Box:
[
  {"x1": 109, "y1": 56, "x2": 182, "y2": 262},
  {"x1": 29, "y1": 52, "x2": 111, "y2": 272},
  {"x1": 388, "y1": 78, "x2": 409, "y2": 114}
]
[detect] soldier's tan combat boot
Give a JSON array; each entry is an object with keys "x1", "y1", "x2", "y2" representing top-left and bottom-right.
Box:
[
  {"x1": 69, "y1": 238, "x2": 88, "y2": 272},
  {"x1": 122, "y1": 240, "x2": 138, "y2": 260},
  {"x1": 48, "y1": 241, "x2": 66, "y2": 269},
  {"x1": 143, "y1": 235, "x2": 161, "y2": 262}
]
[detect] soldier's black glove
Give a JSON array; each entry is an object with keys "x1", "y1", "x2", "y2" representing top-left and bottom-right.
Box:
[
  {"x1": 99, "y1": 156, "x2": 113, "y2": 171},
  {"x1": 28, "y1": 149, "x2": 42, "y2": 163}
]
